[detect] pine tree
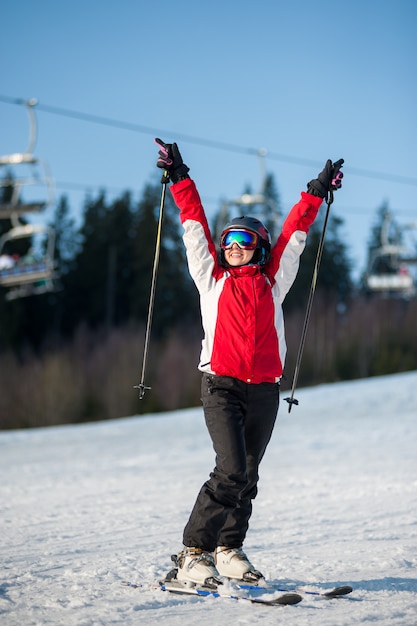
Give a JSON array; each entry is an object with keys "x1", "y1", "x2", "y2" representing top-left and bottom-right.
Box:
[
  {"x1": 284, "y1": 211, "x2": 353, "y2": 312},
  {"x1": 258, "y1": 172, "x2": 282, "y2": 242},
  {"x1": 48, "y1": 195, "x2": 81, "y2": 276},
  {"x1": 130, "y1": 178, "x2": 199, "y2": 335},
  {"x1": 61, "y1": 190, "x2": 137, "y2": 332}
]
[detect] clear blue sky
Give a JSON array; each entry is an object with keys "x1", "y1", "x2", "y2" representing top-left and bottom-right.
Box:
[{"x1": 1, "y1": 0, "x2": 416, "y2": 280}]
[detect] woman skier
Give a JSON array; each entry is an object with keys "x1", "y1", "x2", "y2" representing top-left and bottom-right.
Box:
[{"x1": 155, "y1": 138, "x2": 343, "y2": 585}]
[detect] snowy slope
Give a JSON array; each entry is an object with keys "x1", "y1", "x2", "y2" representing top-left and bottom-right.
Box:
[{"x1": 1, "y1": 371, "x2": 417, "y2": 625}]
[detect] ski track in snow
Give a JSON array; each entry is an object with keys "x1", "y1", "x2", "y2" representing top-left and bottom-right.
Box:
[{"x1": 1, "y1": 371, "x2": 417, "y2": 625}]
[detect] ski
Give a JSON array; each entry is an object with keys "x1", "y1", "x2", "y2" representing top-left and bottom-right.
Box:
[
  {"x1": 121, "y1": 580, "x2": 301, "y2": 606},
  {"x1": 237, "y1": 581, "x2": 353, "y2": 598},
  {"x1": 159, "y1": 578, "x2": 302, "y2": 605},
  {"x1": 162, "y1": 556, "x2": 352, "y2": 599},
  {"x1": 122, "y1": 577, "x2": 352, "y2": 605},
  {"x1": 303, "y1": 585, "x2": 353, "y2": 598}
]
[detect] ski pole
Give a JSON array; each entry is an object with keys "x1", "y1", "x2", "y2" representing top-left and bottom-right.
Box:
[
  {"x1": 285, "y1": 191, "x2": 336, "y2": 413},
  {"x1": 134, "y1": 173, "x2": 168, "y2": 399}
]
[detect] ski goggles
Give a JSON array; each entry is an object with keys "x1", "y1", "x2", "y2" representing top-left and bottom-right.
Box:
[{"x1": 220, "y1": 229, "x2": 259, "y2": 250}]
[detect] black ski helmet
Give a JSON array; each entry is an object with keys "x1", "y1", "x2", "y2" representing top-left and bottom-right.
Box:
[{"x1": 220, "y1": 216, "x2": 271, "y2": 266}]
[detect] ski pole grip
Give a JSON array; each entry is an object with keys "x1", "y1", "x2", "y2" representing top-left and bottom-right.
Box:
[{"x1": 160, "y1": 170, "x2": 170, "y2": 185}]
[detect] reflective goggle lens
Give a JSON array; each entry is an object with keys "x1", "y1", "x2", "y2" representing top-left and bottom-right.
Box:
[{"x1": 221, "y1": 229, "x2": 258, "y2": 250}]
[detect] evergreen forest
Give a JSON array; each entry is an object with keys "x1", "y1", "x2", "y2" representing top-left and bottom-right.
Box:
[{"x1": 0, "y1": 173, "x2": 416, "y2": 429}]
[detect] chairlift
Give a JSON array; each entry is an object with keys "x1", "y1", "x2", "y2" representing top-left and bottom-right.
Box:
[
  {"x1": 0, "y1": 223, "x2": 58, "y2": 301},
  {"x1": 365, "y1": 249, "x2": 414, "y2": 293},
  {"x1": 0, "y1": 99, "x2": 54, "y2": 219},
  {"x1": 364, "y1": 212, "x2": 416, "y2": 296},
  {"x1": 0, "y1": 99, "x2": 58, "y2": 300}
]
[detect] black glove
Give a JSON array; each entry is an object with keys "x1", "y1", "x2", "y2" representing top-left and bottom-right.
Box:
[
  {"x1": 307, "y1": 158, "x2": 344, "y2": 199},
  {"x1": 154, "y1": 138, "x2": 190, "y2": 184}
]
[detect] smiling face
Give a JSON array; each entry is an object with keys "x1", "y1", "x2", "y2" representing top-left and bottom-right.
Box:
[
  {"x1": 223, "y1": 242, "x2": 255, "y2": 267},
  {"x1": 220, "y1": 228, "x2": 259, "y2": 267}
]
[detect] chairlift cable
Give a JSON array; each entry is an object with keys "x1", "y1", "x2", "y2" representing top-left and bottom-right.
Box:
[{"x1": 1, "y1": 94, "x2": 417, "y2": 187}]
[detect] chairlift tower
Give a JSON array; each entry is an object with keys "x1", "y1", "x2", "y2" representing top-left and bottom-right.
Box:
[{"x1": 214, "y1": 149, "x2": 280, "y2": 241}]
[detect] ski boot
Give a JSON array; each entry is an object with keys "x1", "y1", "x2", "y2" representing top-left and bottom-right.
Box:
[
  {"x1": 175, "y1": 547, "x2": 222, "y2": 586},
  {"x1": 215, "y1": 546, "x2": 264, "y2": 584}
]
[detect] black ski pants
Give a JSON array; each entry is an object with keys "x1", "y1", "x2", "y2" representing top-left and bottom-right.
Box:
[{"x1": 183, "y1": 373, "x2": 280, "y2": 552}]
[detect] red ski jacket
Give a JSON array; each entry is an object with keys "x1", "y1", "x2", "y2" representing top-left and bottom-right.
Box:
[{"x1": 170, "y1": 178, "x2": 323, "y2": 384}]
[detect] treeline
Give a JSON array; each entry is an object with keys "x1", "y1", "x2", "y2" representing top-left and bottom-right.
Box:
[
  {"x1": 1, "y1": 294, "x2": 415, "y2": 430},
  {"x1": 0, "y1": 173, "x2": 415, "y2": 429},
  {"x1": 0, "y1": 178, "x2": 199, "y2": 350}
]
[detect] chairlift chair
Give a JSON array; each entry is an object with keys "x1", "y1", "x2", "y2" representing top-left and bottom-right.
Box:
[
  {"x1": 364, "y1": 210, "x2": 417, "y2": 296},
  {"x1": 0, "y1": 100, "x2": 54, "y2": 219},
  {"x1": 365, "y1": 244, "x2": 415, "y2": 295},
  {"x1": 0, "y1": 99, "x2": 58, "y2": 300},
  {"x1": 0, "y1": 223, "x2": 57, "y2": 300}
]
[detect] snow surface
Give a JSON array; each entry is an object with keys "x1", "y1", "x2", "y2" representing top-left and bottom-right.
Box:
[{"x1": 1, "y1": 371, "x2": 417, "y2": 626}]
